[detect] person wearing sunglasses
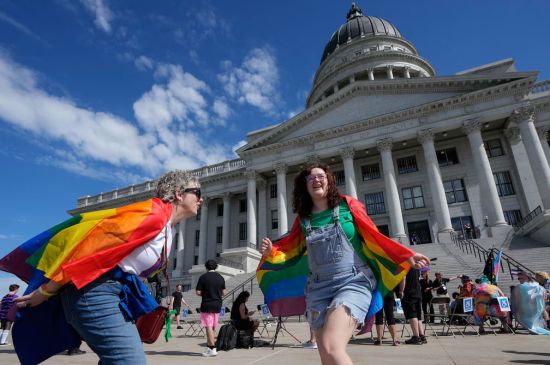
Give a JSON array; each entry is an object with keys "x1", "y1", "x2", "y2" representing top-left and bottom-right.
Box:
[
  {"x1": 0, "y1": 169, "x2": 202, "y2": 364},
  {"x1": 259, "y1": 164, "x2": 429, "y2": 365}
]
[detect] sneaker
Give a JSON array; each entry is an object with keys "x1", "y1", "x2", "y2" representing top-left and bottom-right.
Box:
[
  {"x1": 420, "y1": 335, "x2": 427, "y2": 344},
  {"x1": 302, "y1": 340, "x2": 318, "y2": 349},
  {"x1": 67, "y1": 348, "x2": 86, "y2": 355},
  {"x1": 177, "y1": 325, "x2": 183, "y2": 329},
  {"x1": 202, "y1": 348, "x2": 217, "y2": 357},
  {"x1": 404, "y1": 336, "x2": 422, "y2": 345},
  {"x1": 0, "y1": 343, "x2": 9, "y2": 346}
]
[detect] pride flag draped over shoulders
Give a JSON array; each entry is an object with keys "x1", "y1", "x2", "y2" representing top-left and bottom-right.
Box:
[
  {"x1": 0, "y1": 197, "x2": 172, "y2": 290},
  {"x1": 256, "y1": 195, "x2": 415, "y2": 318}
]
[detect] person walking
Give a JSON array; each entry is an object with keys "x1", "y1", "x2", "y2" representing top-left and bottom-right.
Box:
[
  {"x1": 0, "y1": 169, "x2": 202, "y2": 364},
  {"x1": 401, "y1": 268, "x2": 426, "y2": 345},
  {"x1": 0, "y1": 284, "x2": 19, "y2": 346},
  {"x1": 170, "y1": 284, "x2": 190, "y2": 329},
  {"x1": 259, "y1": 164, "x2": 429, "y2": 365},
  {"x1": 196, "y1": 259, "x2": 226, "y2": 357},
  {"x1": 420, "y1": 271, "x2": 434, "y2": 324}
]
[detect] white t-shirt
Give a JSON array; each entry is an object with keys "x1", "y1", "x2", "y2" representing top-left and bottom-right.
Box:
[{"x1": 118, "y1": 222, "x2": 174, "y2": 277}]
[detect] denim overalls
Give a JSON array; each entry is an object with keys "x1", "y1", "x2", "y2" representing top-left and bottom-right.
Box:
[{"x1": 304, "y1": 204, "x2": 376, "y2": 329}]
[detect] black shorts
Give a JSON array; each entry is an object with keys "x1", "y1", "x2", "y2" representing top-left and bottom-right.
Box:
[
  {"x1": 0, "y1": 319, "x2": 13, "y2": 330},
  {"x1": 173, "y1": 306, "x2": 181, "y2": 315},
  {"x1": 402, "y1": 299, "x2": 422, "y2": 320},
  {"x1": 234, "y1": 319, "x2": 254, "y2": 330},
  {"x1": 375, "y1": 294, "x2": 396, "y2": 326}
]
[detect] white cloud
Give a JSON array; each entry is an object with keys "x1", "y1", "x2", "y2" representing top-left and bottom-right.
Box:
[
  {"x1": 287, "y1": 109, "x2": 302, "y2": 119},
  {"x1": 213, "y1": 98, "x2": 231, "y2": 119},
  {"x1": 0, "y1": 234, "x2": 7, "y2": 239},
  {"x1": 232, "y1": 139, "x2": 247, "y2": 155},
  {"x1": 0, "y1": 54, "x2": 236, "y2": 182},
  {"x1": 218, "y1": 47, "x2": 281, "y2": 115},
  {"x1": 80, "y1": 0, "x2": 114, "y2": 33},
  {"x1": 134, "y1": 55, "x2": 154, "y2": 71}
]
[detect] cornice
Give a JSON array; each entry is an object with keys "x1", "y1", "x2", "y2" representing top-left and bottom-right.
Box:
[{"x1": 240, "y1": 75, "x2": 536, "y2": 159}]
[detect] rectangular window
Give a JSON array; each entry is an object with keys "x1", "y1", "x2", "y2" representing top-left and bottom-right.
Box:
[
  {"x1": 377, "y1": 224, "x2": 390, "y2": 237},
  {"x1": 443, "y1": 179, "x2": 468, "y2": 204},
  {"x1": 397, "y1": 156, "x2": 418, "y2": 174},
  {"x1": 484, "y1": 138, "x2": 504, "y2": 158},
  {"x1": 494, "y1": 171, "x2": 515, "y2": 196},
  {"x1": 173, "y1": 258, "x2": 177, "y2": 270},
  {"x1": 361, "y1": 163, "x2": 381, "y2": 181},
  {"x1": 194, "y1": 230, "x2": 200, "y2": 246},
  {"x1": 239, "y1": 222, "x2": 247, "y2": 241},
  {"x1": 334, "y1": 170, "x2": 345, "y2": 186},
  {"x1": 216, "y1": 226, "x2": 223, "y2": 244},
  {"x1": 504, "y1": 210, "x2": 522, "y2": 225},
  {"x1": 217, "y1": 204, "x2": 223, "y2": 216},
  {"x1": 196, "y1": 208, "x2": 201, "y2": 220},
  {"x1": 437, "y1": 148, "x2": 459, "y2": 167},
  {"x1": 271, "y1": 210, "x2": 278, "y2": 230},
  {"x1": 270, "y1": 184, "x2": 277, "y2": 199},
  {"x1": 370, "y1": 46, "x2": 377, "y2": 51},
  {"x1": 194, "y1": 256, "x2": 198, "y2": 265},
  {"x1": 239, "y1": 199, "x2": 247, "y2": 213},
  {"x1": 365, "y1": 192, "x2": 385, "y2": 215},
  {"x1": 402, "y1": 186, "x2": 425, "y2": 210}
]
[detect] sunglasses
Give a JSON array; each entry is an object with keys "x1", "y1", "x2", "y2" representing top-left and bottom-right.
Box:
[{"x1": 183, "y1": 187, "x2": 201, "y2": 200}]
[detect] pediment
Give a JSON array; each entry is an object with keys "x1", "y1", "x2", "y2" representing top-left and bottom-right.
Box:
[{"x1": 238, "y1": 73, "x2": 536, "y2": 154}]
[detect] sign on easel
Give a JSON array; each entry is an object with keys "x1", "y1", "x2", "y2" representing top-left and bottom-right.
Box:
[
  {"x1": 395, "y1": 299, "x2": 404, "y2": 314},
  {"x1": 497, "y1": 297, "x2": 511, "y2": 312},
  {"x1": 261, "y1": 304, "x2": 271, "y2": 316}
]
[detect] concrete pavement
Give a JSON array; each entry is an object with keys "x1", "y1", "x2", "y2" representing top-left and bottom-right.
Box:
[{"x1": 0, "y1": 321, "x2": 548, "y2": 364}]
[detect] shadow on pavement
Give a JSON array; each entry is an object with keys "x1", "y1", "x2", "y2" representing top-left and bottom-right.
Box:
[{"x1": 145, "y1": 351, "x2": 202, "y2": 357}]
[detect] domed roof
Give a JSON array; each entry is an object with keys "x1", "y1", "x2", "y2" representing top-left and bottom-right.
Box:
[{"x1": 321, "y1": 3, "x2": 403, "y2": 63}]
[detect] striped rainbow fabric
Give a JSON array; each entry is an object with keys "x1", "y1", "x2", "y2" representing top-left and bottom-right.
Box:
[
  {"x1": 0, "y1": 198, "x2": 172, "y2": 290},
  {"x1": 256, "y1": 195, "x2": 414, "y2": 317}
]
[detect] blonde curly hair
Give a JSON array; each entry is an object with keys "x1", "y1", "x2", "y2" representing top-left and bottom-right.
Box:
[{"x1": 155, "y1": 170, "x2": 199, "y2": 203}]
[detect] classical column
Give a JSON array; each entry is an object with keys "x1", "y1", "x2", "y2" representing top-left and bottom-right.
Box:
[
  {"x1": 417, "y1": 129, "x2": 453, "y2": 233},
  {"x1": 222, "y1": 193, "x2": 231, "y2": 251},
  {"x1": 404, "y1": 67, "x2": 411, "y2": 79},
  {"x1": 367, "y1": 68, "x2": 374, "y2": 81},
  {"x1": 274, "y1": 163, "x2": 289, "y2": 235},
  {"x1": 537, "y1": 126, "x2": 550, "y2": 167},
  {"x1": 386, "y1": 65, "x2": 394, "y2": 80},
  {"x1": 246, "y1": 170, "x2": 257, "y2": 247},
  {"x1": 504, "y1": 128, "x2": 542, "y2": 212},
  {"x1": 349, "y1": 75, "x2": 355, "y2": 84},
  {"x1": 340, "y1": 147, "x2": 358, "y2": 199},
  {"x1": 257, "y1": 179, "x2": 268, "y2": 241},
  {"x1": 510, "y1": 107, "x2": 550, "y2": 209},
  {"x1": 462, "y1": 119, "x2": 507, "y2": 226},
  {"x1": 173, "y1": 220, "x2": 186, "y2": 276},
  {"x1": 377, "y1": 138, "x2": 407, "y2": 242},
  {"x1": 198, "y1": 198, "x2": 209, "y2": 264}
]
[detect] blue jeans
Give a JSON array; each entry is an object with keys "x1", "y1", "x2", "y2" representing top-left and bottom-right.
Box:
[{"x1": 61, "y1": 276, "x2": 146, "y2": 365}]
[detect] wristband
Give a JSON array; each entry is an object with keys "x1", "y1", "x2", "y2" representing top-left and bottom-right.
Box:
[{"x1": 38, "y1": 284, "x2": 56, "y2": 298}]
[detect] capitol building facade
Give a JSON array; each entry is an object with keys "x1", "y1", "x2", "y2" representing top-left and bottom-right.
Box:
[{"x1": 70, "y1": 5, "x2": 550, "y2": 290}]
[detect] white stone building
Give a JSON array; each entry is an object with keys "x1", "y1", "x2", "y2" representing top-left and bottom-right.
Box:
[{"x1": 69, "y1": 5, "x2": 550, "y2": 290}]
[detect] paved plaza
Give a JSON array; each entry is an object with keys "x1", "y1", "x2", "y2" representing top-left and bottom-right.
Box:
[{"x1": 0, "y1": 321, "x2": 548, "y2": 364}]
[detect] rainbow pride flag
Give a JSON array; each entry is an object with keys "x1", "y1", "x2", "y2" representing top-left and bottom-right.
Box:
[
  {"x1": 0, "y1": 198, "x2": 172, "y2": 290},
  {"x1": 256, "y1": 195, "x2": 415, "y2": 317}
]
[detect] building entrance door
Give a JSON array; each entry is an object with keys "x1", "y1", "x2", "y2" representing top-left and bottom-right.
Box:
[
  {"x1": 451, "y1": 216, "x2": 475, "y2": 239},
  {"x1": 407, "y1": 220, "x2": 431, "y2": 244}
]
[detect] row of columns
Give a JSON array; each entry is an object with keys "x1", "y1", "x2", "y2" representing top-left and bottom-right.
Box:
[{"x1": 172, "y1": 107, "x2": 550, "y2": 271}]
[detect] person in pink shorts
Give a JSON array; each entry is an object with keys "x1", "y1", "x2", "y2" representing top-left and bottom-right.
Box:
[{"x1": 196, "y1": 260, "x2": 226, "y2": 357}]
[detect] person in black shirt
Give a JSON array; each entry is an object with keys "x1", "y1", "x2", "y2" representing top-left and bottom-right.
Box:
[
  {"x1": 170, "y1": 284, "x2": 190, "y2": 329},
  {"x1": 196, "y1": 260, "x2": 226, "y2": 357},
  {"x1": 230, "y1": 291, "x2": 259, "y2": 332},
  {"x1": 401, "y1": 268, "x2": 426, "y2": 345},
  {"x1": 374, "y1": 288, "x2": 400, "y2": 346},
  {"x1": 420, "y1": 271, "x2": 434, "y2": 324}
]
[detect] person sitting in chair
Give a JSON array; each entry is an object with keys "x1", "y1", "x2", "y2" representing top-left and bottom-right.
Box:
[
  {"x1": 473, "y1": 276, "x2": 510, "y2": 334},
  {"x1": 230, "y1": 291, "x2": 259, "y2": 332}
]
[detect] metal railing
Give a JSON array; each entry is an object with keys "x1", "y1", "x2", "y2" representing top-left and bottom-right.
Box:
[
  {"x1": 449, "y1": 232, "x2": 537, "y2": 280},
  {"x1": 217, "y1": 258, "x2": 244, "y2": 271},
  {"x1": 514, "y1": 205, "x2": 542, "y2": 231},
  {"x1": 221, "y1": 273, "x2": 257, "y2": 306}
]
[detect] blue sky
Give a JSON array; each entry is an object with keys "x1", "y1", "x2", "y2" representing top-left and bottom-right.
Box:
[{"x1": 0, "y1": 0, "x2": 549, "y2": 296}]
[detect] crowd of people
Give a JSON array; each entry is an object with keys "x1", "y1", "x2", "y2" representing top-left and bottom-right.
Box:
[{"x1": 0, "y1": 165, "x2": 548, "y2": 365}]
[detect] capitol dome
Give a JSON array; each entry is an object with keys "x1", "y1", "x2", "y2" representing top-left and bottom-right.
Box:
[{"x1": 307, "y1": 3, "x2": 436, "y2": 108}]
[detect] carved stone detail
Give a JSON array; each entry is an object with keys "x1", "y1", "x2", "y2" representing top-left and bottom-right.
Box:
[
  {"x1": 256, "y1": 178, "x2": 267, "y2": 190},
  {"x1": 305, "y1": 154, "x2": 320, "y2": 166},
  {"x1": 417, "y1": 128, "x2": 434, "y2": 144},
  {"x1": 340, "y1": 146, "x2": 355, "y2": 159},
  {"x1": 504, "y1": 128, "x2": 521, "y2": 145},
  {"x1": 510, "y1": 105, "x2": 535, "y2": 125},
  {"x1": 244, "y1": 169, "x2": 256, "y2": 180},
  {"x1": 537, "y1": 126, "x2": 550, "y2": 140},
  {"x1": 274, "y1": 162, "x2": 287, "y2": 174},
  {"x1": 376, "y1": 138, "x2": 393, "y2": 152},
  {"x1": 462, "y1": 118, "x2": 481, "y2": 135}
]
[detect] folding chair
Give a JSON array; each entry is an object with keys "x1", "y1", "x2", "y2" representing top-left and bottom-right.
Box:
[
  {"x1": 445, "y1": 298, "x2": 480, "y2": 337},
  {"x1": 481, "y1": 298, "x2": 515, "y2": 336},
  {"x1": 183, "y1": 310, "x2": 205, "y2": 337},
  {"x1": 256, "y1": 304, "x2": 274, "y2": 338},
  {"x1": 424, "y1": 296, "x2": 456, "y2": 338}
]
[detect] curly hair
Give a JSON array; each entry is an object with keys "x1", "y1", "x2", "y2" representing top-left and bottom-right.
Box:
[
  {"x1": 292, "y1": 163, "x2": 341, "y2": 217},
  {"x1": 155, "y1": 170, "x2": 199, "y2": 203}
]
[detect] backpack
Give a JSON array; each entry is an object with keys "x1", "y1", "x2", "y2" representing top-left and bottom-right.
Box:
[
  {"x1": 236, "y1": 329, "x2": 254, "y2": 349},
  {"x1": 215, "y1": 323, "x2": 237, "y2": 351}
]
